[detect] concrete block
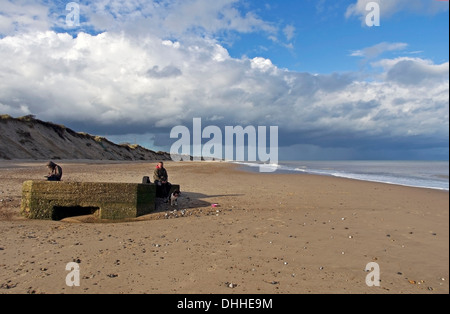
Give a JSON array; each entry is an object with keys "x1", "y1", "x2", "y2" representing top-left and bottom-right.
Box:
[{"x1": 20, "y1": 181, "x2": 179, "y2": 221}]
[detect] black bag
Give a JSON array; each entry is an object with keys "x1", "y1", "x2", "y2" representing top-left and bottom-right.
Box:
[{"x1": 142, "y1": 176, "x2": 151, "y2": 184}]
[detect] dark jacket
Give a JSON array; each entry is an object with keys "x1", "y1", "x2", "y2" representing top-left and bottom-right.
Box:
[
  {"x1": 153, "y1": 166, "x2": 168, "y2": 182},
  {"x1": 48, "y1": 164, "x2": 63, "y2": 181}
]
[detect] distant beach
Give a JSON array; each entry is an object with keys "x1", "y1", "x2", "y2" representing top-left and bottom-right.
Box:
[{"x1": 0, "y1": 161, "x2": 448, "y2": 294}]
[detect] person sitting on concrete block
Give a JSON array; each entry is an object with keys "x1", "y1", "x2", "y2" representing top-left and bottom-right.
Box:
[
  {"x1": 153, "y1": 161, "x2": 171, "y2": 201},
  {"x1": 45, "y1": 161, "x2": 63, "y2": 181}
]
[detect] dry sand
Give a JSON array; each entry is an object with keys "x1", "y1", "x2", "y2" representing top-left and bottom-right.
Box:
[{"x1": 0, "y1": 160, "x2": 448, "y2": 294}]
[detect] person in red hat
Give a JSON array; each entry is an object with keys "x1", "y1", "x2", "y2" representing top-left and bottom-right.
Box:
[{"x1": 153, "y1": 162, "x2": 171, "y2": 201}]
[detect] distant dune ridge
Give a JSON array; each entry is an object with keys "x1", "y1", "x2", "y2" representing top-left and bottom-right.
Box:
[{"x1": 0, "y1": 114, "x2": 171, "y2": 161}]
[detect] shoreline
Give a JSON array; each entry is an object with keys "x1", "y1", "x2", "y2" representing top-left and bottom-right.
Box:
[
  {"x1": 1, "y1": 159, "x2": 449, "y2": 192},
  {"x1": 231, "y1": 161, "x2": 450, "y2": 192},
  {"x1": 0, "y1": 160, "x2": 448, "y2": 294}
]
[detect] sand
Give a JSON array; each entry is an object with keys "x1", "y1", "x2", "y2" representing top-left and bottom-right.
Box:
[{"x1": 0, "y1": 160, "x2": 448, "y2": 294}]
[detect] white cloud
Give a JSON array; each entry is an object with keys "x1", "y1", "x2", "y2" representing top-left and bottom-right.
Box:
[
  {"x1": 0, "y1": 0, "x2": 277, "y2": 40},
  {"x1": 346, "y1": 0, "x2": 449, "y2": 22},
  {"x1": 66, "y1": 0, "x2": 276, "y2": 40},
  {"x1": 283, "y1": 24, "x2": 295, "y2": 41},
  {"x1": 250, "y1": 57, "x2": 276, "y2": 73},
  {"x1": 351, "y1": 42, "x2": 408, "y2": 59},
  {"x1": 0, "y1": 0, "x2": 50, "y2": 36},
  {"x1": 0, "y1": 30, "x2": 447, "y2": 148},
  {"x1": 164, "y1": 0, "x2": 276, "y2": 36},
  {"x1": 372, "y1": 57, "x2": 449, "y2": 85}
]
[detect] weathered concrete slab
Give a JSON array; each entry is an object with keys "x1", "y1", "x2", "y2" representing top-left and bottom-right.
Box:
[{"x1": 21, "y1": 181, "x2": 180, "y2": 221}]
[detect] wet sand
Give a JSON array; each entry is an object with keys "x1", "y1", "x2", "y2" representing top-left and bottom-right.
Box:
[{"x1": 0, "y1": 161, "x2": 448, "y2": 294}]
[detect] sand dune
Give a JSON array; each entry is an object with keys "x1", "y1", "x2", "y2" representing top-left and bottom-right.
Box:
[{"x1": 0, "y1": 115, "x2": 170, "y2": 161}]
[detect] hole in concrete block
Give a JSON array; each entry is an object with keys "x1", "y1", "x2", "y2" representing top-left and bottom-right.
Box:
[{"x1": 52, "y1": 206, "x2": 100, "y2": 221}]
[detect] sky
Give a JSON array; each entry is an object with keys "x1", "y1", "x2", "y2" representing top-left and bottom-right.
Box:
[{"x1": 0, "y1": 0, "x2": 449, "y2": 161}]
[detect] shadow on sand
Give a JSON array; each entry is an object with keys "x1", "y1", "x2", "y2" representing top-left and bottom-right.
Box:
[
  {"x1": 154, "y1": 191, "x2": 244, "y2": 213},
  {"x1": 59, "y1": 191, "x2": 244, "y2": 224}
]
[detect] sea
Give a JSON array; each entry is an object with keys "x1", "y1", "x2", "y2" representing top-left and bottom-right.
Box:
[{"x1": 234, "y1": 160, "x2": 449, "y2": 191}]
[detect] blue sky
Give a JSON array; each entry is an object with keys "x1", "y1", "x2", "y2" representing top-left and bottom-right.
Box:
[
  {"x1": 0, "y1": 0, "x2": 449, "y2": 160},
  {"x1": 224, "y1": 1, "x2": 449, "y2": 73}
]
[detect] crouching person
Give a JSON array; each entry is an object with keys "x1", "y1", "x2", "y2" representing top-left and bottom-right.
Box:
[{"x1": 46, "y1": 161, "x2": 63, "y2": 181}]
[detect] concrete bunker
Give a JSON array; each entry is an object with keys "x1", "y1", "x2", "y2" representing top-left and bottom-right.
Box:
[
  {"x1": 21, "y1": 181, "x2": 180, "y2": 221},
  {"x1": 51, "y1": 206, "x2": 100, "y2": 221}
]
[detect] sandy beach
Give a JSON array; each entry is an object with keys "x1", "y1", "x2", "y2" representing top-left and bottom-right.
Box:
[{"x1": 0, "y1": 160, "x2": 448, "y2": 294}]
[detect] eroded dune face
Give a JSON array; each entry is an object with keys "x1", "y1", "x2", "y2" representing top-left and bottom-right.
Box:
[{"x1": 0, "y1": 115, "x2": 170, "y2": 161}]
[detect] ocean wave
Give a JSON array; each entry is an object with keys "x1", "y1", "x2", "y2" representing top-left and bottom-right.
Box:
[{"x1": 233, "y1": 161, "x2": 449, "y2": 191}]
